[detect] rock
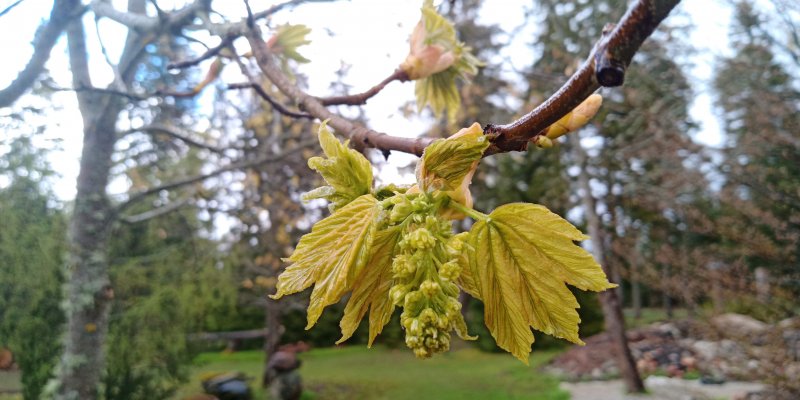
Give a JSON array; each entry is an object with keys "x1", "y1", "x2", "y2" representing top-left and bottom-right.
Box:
[{"x1": 711, "y1": 314, "x2": 767, "y2": 337}]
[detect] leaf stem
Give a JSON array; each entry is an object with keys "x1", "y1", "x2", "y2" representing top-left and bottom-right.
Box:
[{"x1": 447, "y1": 200, "x2": 488, "y2": 222}]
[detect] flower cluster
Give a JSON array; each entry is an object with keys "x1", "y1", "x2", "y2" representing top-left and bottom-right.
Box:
[{"x1": 383, "y1": 193, "x2": 473, "y2": 358}]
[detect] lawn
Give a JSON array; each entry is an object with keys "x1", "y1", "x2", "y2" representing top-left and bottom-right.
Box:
[{"x1": 174, "y1": 344, "x2": 569, "y2": 400}]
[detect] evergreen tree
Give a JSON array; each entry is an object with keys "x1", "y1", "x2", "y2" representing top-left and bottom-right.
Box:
[
  {"x1": 714, "y1": 1, "x2": 800, "y2": 311},
  {"x1": 0, "y1": 135, "x2": 66, "y2": 400}
]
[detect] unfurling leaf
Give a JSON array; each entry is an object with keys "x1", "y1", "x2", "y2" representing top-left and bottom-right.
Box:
[
  {"x1": 463, "y1": 203, "x2": 615, "y2": 363},
  {"x1": 270, "y1": 24, "x2": 312, "y2": 64},
  {"x1": 272, "y1": 195, "x2": 380, "y2": 329},
  {"x1": 303, "y1": 121, "x2": 373, "y2": 211},
  {"x1": 417, "y1": 122, "x2": 488, "y2": 192},
  {"x1": 401, "y1": 1, "x2": 482, "y2": 120},
  {"x1": 338, "y1": 226, "x2": 402, "y2": 346}
]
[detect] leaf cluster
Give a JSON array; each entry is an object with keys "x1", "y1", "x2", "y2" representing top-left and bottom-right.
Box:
[{"x1": 273, "y1": 122, "x2": 615, "y2": 363}]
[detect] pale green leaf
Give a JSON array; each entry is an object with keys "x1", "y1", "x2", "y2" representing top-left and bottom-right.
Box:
[
  {"x1": 303, "y1": 121, "x2": 373, "y2": 211},
  {"x1": 465, "y1": 203, "x2": 615, "y2": 363},
  {"x1": 416, "y1": 122, "x2": 488, "y2": 191},
  {"x1": 274, "y1": 24, "x2": 311, "y2": 63},
  {"x1": 272, "y1": 195, "x2": 380, "y2": 329},
  {"x1": 338, "y1": 226, "x2": 402, "y2": 346}
]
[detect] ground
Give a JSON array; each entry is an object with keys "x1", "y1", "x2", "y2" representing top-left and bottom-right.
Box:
[
  {"x1": 174, "y1": 345, "x2": 567, "y2": 400},
  {"x1": 562, "y1": 376, "x2": 765, "y2": 400}
]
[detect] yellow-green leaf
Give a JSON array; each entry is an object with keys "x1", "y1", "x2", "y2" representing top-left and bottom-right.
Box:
[
  {"x1": 338, "y1": 226, "x2": 401, "y2": 346},
  {"x1": 303, "y1": 121, "x2": 373, "y2": 211},
  {"x1": 465, "y1": 203, "x2": 615, "y2": 363},
  {"x1": 272, "y1": 195, "x2": 380, "y2": 329},
  {"x1": 273, "y1": 24, "x2": 312, "y2": 63},
  {"x1": 416, "y1": 122, "x2": 488, "y2": 192},
  {"x1": 402, "y1": 1, "x2": 482, "y2": 120}
]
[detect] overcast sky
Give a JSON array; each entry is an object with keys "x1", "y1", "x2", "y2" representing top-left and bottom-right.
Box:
[{"x1": 0, "y1": 0, "x2": 734, "y2": 202}]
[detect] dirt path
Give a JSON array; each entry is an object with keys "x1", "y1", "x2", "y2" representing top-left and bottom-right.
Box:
[{"x1": 561, "y1": 376, "x2": 765, "y2": 400}]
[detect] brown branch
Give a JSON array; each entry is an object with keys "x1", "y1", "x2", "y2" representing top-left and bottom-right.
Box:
[
  {"x1": 228, "y1": 82, "x2": 312, "y2": 119},
  {"x1": 120, "y1": 196, "x2": 193, "y2": 224},
  {"x1": 123, "y1": 124, "x2": 225, "y2": 153},
  {"x1": 116, "y1": 139, "x2": 317, "y2": 211},
  {"x1": 245, "y1": 28, "x2": 433, "y2": 156},
  {"x1": 245, "y1": 0, "x2": 678, "y2": 159},
  {"x1": 0, "y1": 0, "x2": 83, "y2": 108},
  {"x1": 317, "y1": 69, "x2": 409, "y2": 106},
  {"x1": 485, "y1": 0, "x2": 681, "y2": 155},
  {"x1": 168, "y1": 35, "x2": 235, "y2": 70}
]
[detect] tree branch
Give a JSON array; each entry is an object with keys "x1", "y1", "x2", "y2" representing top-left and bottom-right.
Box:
[
  {"x1": 0, "y1": 0, "x2": 83, "y2": 108},
  {"x1": 228, "y1": 83, "x2": 312, "y2": 119},
  {"x1": 245, "y1": 0, "x2": 678, "y2": 158},
  {"x1": 120, "y1": 196, "x2": 193, "y2": 224},
  {"x1": 245, "y1": 28, "x2": 433, "y2": 156},
  {"x1": 484, "y1": 0, "x2": 681, "y2": 155},
  {"x1": 317, "y1": 69, "x2": 409, "y2": 106},
  {"x1": 90, "y1": 0, "x2": 205, "y2": 32},
  {"x1": 0, "y1": 0, "x2": 25, "y2": 18},
  {"x1": 168, "y1": 35, "x2": 235, "y2": 70},
  {"x1": 123, "y1": 124, "x2": 225, "y2": 153},
  {"x1": 117, "y1": 139, "x2": 317, "y2": 211}
]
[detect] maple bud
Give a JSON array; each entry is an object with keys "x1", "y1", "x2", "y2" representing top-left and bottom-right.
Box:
[
  {"x1": 390, "y1": 284, "x2": 410, "y2": 306},
  {"x1": 407, "y1": 228, "x2": 436, "y2": 249},
  {"x1": 400, "y1": 20, "x2": 457, "y2": 80},
  {"x1": 440, "y1": 260, "x2": 461, "y2": 281},
  {"x1": 420, "y1": 280, "x2": 441, "y2": 297},
  {"x1": 545, "y1": 94, "x2": 603, "y2": 140}
]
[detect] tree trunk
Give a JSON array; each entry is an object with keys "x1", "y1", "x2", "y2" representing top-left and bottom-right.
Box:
[
  {"x1": 571, "y1": 135, "x2": 645, "y2": 393},
  {"x1": 631, "y1": 265, "x2": 642, "y2": 320},
  {"x1": 262, "y1": 297, "x2": 282, "y2": 388}
]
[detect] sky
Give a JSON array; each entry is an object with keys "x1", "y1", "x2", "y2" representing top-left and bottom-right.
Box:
[{"x1": 0, "y1": 0, "x2": 735, "y2": 202}]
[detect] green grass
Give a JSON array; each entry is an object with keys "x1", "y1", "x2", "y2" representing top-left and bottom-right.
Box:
[
  {"x1": 0, "y1": 370, "x2": 22, "y2": 400},
  {"x1": 175, "y1": 344, "x2": 568, "y2": 400}
]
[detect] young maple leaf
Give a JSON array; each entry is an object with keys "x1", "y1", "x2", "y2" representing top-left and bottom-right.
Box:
[{"x1": 461, "y1": 203, "x2": 616, "y2": 364}]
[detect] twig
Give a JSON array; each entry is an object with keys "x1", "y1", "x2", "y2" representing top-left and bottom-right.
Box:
[
  {"x1": 484, "y1": 0, "x2": 681, "y2": 155},
  {"x1": 120, "y1": 196, "x2": 193, "y2": 223},
  {"x1": 0, "y1": 0, "x2": 25, "y2": 18},
  {"x1": 116, "y1": 139, "x2": 318, "y2": 211},
  {"x1": 245, "y1": 28, "x2": 433, "y2": 156},
  {"x1": 168, "y1": 35, "x2": 235, "y2": 69},
  {"x1": 228, "y1": 83, "x2": 312, "y2": 119},
  {"x1": 246, "y1": 0, "x2": 679, "y2": 158},
  {"x1": 46, "y1": 84, "x2": 147, "y2": 101},
  {"x1": 317, "y1": 69, "x2": 409, "y2": 106},
  {"x1": 122, "y1": 124, "x2": 225, "y2": 153}
]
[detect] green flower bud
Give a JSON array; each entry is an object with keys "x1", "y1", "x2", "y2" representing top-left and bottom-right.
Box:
[
  {"x1": 420, "y1": 280, "x2": 441, "y2": 297},
  {"x1": 419, "y1": 308, "x2": 437, "y2": 324},
  {"x1": 440, "y1": 260, "x2": 461, "y2": 281},
  {"x1": 407, "y1": 228, "x2": 436, "y2": 249},
  {"x1": 390, "y1": 284, "x2": 410, "y2": 306}
]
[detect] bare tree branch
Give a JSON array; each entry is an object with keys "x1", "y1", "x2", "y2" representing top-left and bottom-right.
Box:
[
  {"x1": 117, "y1": 139, "x2": 317, "y2": 211},
  {"x1": 317, "y1": 69, "x2": 409, "y2": 106},
  {"x1": 485, "y1": 0, "x2": 681, "y2": 154},
  {"x1": 90, "y1": 0, "x2": 205, "y2": 32},
  {"x1": 245, "y1": 28, "x2": 434, "y2": 156},
  {"x1": 228, "y1": 83, "x2": 313, "y2": 119},
  {"x1": 0, "y1": 0, "x2": 26, "y2": 18},
  {"x1": 123, "y1": 124, "x2": 225, "y2": 153},
  {"x1": 120, "y1": 196, "x2": 193, "y2": 224},
  {"x1": 0, "y1": 0, "x2": 83, "y2": 108},
  {"x1": 168, "y1": 35, "x2": 235, "y2": 70}
]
